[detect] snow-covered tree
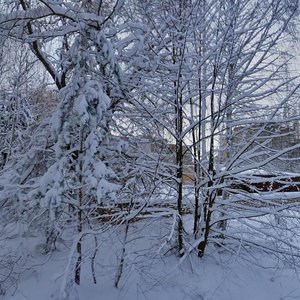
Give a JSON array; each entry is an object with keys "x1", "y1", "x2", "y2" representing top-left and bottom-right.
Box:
[
  {"x1": 1, "y1": 1, "x2": 300, "y2": 296},
  {"x1": 0, "y1": 91, "x2": 33, "y2": 168},
  {"x1": 130, "y1": 0, "x2": 300, "y2": 259},
  {"x1": 0, "y1": 0, "x2": 127, "y2": 291},
  {"x1": 0, "y1": 37, "x2": 38, "y2": 168}
]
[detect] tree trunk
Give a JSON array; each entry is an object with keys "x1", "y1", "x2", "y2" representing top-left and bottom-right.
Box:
[{"x1": 75, "y1": 134, "x2": 84, "y2": 285}]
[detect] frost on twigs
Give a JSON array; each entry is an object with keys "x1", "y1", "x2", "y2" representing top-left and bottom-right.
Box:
[{"x1": 0, "y1": 247, "x2": 25, "y2": 297}]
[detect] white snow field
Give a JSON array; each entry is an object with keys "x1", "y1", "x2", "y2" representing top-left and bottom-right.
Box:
[{"x1": 2, "y1": 205, "x2": 300, "y2": 300}]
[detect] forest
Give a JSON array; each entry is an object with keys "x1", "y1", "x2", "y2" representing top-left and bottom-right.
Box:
[{"x1": 1, "y1": 0, "x2": 300, "y2": 299}]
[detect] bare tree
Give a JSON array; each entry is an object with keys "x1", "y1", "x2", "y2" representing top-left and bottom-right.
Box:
[{"x1": 130, "y1": 0, "x2": 300, "y2": 260}]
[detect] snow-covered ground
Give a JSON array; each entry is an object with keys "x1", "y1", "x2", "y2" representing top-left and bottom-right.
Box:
[
  {"x1": 2, "y1": 212, "x2": 300, "y2": 300},
  {"x1": 8, "y1": 251, "x2": 300, "y2": 300}
]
